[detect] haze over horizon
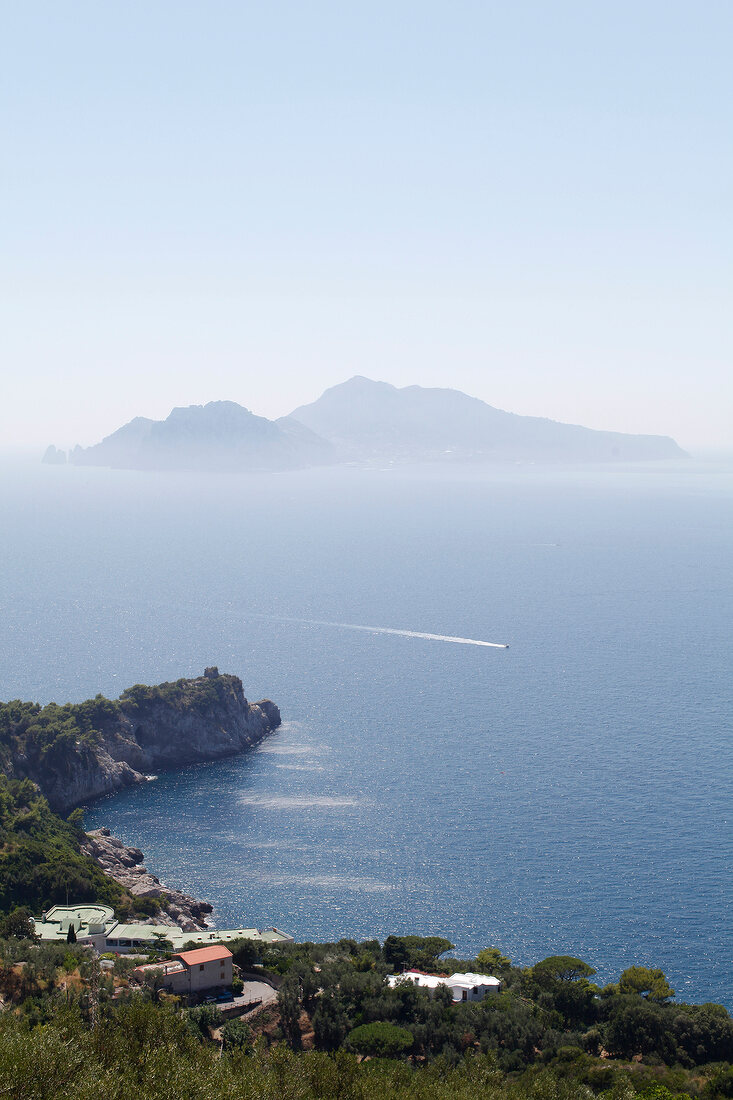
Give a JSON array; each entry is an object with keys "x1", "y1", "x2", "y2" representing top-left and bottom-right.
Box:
[{"x1": 3, "y1": 2, "x2": 732, "y2": 453}]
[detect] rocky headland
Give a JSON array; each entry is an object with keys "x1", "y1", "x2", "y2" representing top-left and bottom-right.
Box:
[
  {"x1": 2, "y1": 668, "x2": 281, "y2": 814},
  {"x1": 82, "y1": 827, "x2": 213, "y2": 931}
]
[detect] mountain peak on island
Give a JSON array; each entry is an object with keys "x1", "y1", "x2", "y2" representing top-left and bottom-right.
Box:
[
  {"x1": 69, "y1": 400, "x2": 334, "y2": 472},
  {"x1": 288, "y1": 377, "x2": 686, "y2": 463}
]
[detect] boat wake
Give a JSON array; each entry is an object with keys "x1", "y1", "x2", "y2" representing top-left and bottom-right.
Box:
[{"x1": 276, "y1": 617, "x2": 509, "y2": 649}]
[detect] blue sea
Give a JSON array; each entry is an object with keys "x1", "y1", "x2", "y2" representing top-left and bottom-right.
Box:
[{"x1": 1, "y1": 456, "x2": 731, "y2": 1005}]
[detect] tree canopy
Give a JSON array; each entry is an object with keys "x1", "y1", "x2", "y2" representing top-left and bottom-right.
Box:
[
  {"x1": 532, "y1": 956, "x2": 597, "y2": 983},
  {"x1": 619, "y1": 965, "x2": 675, "y2": 1002}
]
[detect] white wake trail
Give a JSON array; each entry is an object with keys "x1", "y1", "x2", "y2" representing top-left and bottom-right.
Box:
[{"x1": 276, "y1": 617, "x2": 509, "y2": 649}]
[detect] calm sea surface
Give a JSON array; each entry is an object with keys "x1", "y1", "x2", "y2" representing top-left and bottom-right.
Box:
[{"x1": 1, "y1": 457, "x2": 731, "y2": 1005}]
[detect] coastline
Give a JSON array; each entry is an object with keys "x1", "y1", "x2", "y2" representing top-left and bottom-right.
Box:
[
  {"x1": 2, "y1": 670, "x2": 281, "y2": 815},
  {"x1": 83, "y1": 827, "x2": 213, "y2": 932}
]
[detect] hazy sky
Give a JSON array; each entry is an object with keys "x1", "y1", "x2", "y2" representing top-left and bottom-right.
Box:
[{"x1": 2, "y1": 1, "x2": 731, "y2": 451}]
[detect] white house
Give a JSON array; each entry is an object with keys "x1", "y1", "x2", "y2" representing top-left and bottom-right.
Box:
[
  {"x1": 446, "y1": 972, "x2": 502, "y2": 1002},
  {"x1": 388, "y1": 969, "x2": 501, "y2": 1002},
  {"x1": 387, "y1": 969, "x2": 448, "y2": 992}
]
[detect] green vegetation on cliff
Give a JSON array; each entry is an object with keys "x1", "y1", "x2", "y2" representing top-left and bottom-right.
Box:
[
  {"x1": 0, "y1": 773, "x2": 155, "y2": 920},
  {"x1": 0, "y1": 673, "x2": 245, "y2": 774},
  {"x1": 0, "y1": 694, "x2": 119, "y2": 773},
  {"x1": 0, "y1": 673, "x2": 264, "y2": 920},
  {"x1": 119, "y1": 670, "x2": 247, "y2": 710}
]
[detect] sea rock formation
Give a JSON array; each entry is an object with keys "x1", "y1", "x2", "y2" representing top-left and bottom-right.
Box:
[
  {"x1": 82, "y1": 828, "x2": 213, "y2": 931},
  {"x1": 42, "y1": 444, "x2": 67, "y2": 464},
  {"x1": 5, "y1": 670, "x2": 281, "y2": 814}
]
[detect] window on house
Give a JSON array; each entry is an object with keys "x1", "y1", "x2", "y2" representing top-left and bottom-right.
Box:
[
  {"x1": 200, "y1": 964, "x2": 205, "y2": 971},
  {"x1": 462, "y1": 990, "x2": 467, "y2": 1001}
]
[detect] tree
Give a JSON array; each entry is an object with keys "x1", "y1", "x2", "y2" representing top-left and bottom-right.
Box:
[
  {"x1": 221, "y1": 1017, "x2": 253, "y2": 1052},
  {"x1": 66, "y1": 923, "x2": 77, "y2": 943},
  {"x1": 141, "y1": 967, "x2": 166, "y2": 1003},
  {"x1": 383, "y1": 935, "x2": 454, "y2": 972},
  {"x1": 604, "y1": 997, "x2": 676, "y2": 1061},
  {"x1": 529, "y1": 956, "x2": 598, "y2": 1029},
  {"x1": 383, "y1": 936, "x2": 409, "y2": 971},
  {"x1": 0, "y1": 907, "x2": 38, "y2": 941},
  {"x1": 619, "y1": 966, "x2": 675, "y2": 1003},
  {"x1": 229, "y1": 937, "x2": 260, "y2": 971},
  {"x1": 475, "y1": 947, "x2": 512, "y2": 977},
  {"x1": 293, "y1": 962, "x2": 320, "y2": 1015},
  {"x1": 673, "y1": 1005, "x2": 733, "y2": 1066},
  {"x1": 278, "y1": 974, "x2": 303, "y2": 1050},
  {"x1": 186, "y1": 1003, "x2": 223, "y2": 1040},
  {"x1": 532, "y1": 956, "x2": 597, "y2": 984},
  {"x1": 705, "y1": 1066, "x2": 733, "y2": 1099},
  {"x1": 348, "y1": 1021, "x2": 414, "y2": 1059},
  {"x1": 149, "y1": 931, "x2": 174, "y2": 955},
  {"x1": 313, "y1": 992, "x2": 349, "y2": 1051}
]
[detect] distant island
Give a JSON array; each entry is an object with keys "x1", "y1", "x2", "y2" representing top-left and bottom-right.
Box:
[{"x1": 44, "y1": 377, "x2": 686, "y2": 471}]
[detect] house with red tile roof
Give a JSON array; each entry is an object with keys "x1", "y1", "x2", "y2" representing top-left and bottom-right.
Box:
[
  {"x1": 175, "y1": 946, "x2": 233, "y2": 994},
  {"x1": 134, "y1": 945, "x2": 233, "y2": 996}
]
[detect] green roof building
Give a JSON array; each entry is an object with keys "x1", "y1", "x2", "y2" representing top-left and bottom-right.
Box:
[{"x1": 33, "y1": 904, "x2": 293, "y2": 953}]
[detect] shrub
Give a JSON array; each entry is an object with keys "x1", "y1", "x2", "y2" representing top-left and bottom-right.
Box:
[{"x1": 348, "y1": 1021, "x2": 414, "y2": 1059}]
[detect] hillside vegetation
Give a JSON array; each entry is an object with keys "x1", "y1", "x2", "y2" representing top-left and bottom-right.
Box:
[
  {"x1": 1, "y1": 933, "x2": 732, "y2": 1100},
  {"x1": 250, "y1": 936, "x2": 733, "y2": 1077},
  {"x1": 0, "y1": 773, "x2": 153, "y2": 920},
  {"x1": 0, "y1": 673, "x2": 271, "y2": 920}
]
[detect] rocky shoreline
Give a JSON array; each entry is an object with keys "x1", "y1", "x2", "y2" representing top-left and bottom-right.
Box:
[{"x1": 83, "y1": 827, "x2": 213, "y2": 932}]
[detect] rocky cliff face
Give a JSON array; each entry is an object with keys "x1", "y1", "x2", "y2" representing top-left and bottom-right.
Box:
[
  {"x1": 82, "y1": 828, "x2": 213, "y2": 931},
  {"x1": 9, "y1": 670, "x2": 280, "y2": 814}
]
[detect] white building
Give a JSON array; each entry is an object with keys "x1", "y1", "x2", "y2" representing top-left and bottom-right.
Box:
[
  {"x1": 387, "y1": 969, "x2": 448, "y2": 992},
  {"x1": 388, "y1": 969, "x2": 501, "y2": 1002},
  {"x1": 447, "y1": 972, "x2": 502, "y2": 1002},
  {"x1": 31, "y1": 904, "x2": 114, "y2": 952}
]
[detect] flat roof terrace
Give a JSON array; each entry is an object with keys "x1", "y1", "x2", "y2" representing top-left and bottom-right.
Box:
[
  {"x1": 32, "y1": 903, "x2": 294, "y2": 950},
  {"x1": 34, "y1": 904, "x2": 117, "y2": 941},
  {"x1": 103, "y1": 924, "x2": 294, "y2": 951},
  {"x1": 43, "y1": 904, "x2": 115, "y2": 927}
]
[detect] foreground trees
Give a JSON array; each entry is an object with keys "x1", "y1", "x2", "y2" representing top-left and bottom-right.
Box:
[{"x1": 1, "y1": 932, "x2": 732, "y2": 1100}]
